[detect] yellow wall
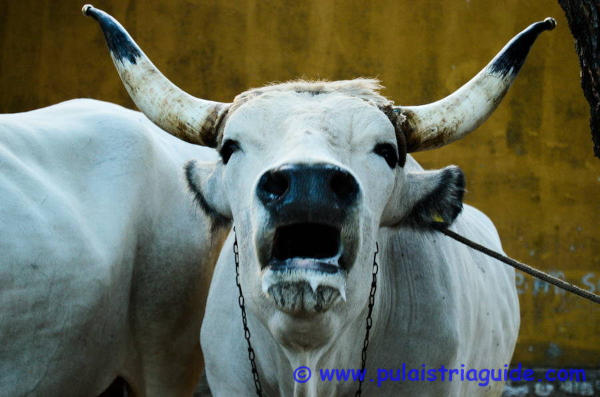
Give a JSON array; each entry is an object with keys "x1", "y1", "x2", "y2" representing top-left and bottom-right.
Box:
[{"x1": 1, "y1": 0, "x2": 598, "y2": 367}]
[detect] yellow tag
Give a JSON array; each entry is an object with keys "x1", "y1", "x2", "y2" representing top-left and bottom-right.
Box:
[{"x1": 432, "y1": 213, "x2": 445, "y2": 223}]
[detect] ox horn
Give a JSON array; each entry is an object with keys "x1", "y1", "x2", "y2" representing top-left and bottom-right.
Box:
[
  {"x1": 395, "y1": 18, "x2": 556, "y2": 152},
  {"x1": 83, "y1": 4, "x2": 227, "y2": 146}
]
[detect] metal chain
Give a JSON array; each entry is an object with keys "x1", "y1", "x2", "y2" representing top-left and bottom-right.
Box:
[
  {"x1": 233, "y1": 227, "x2": 263, "y2": 396},
  {"x1": 355, "y1": 242, "x2": 379, "y2": 397},
  {"x1": 233, "y1": 227, "x2": 379, "y2": 397}
]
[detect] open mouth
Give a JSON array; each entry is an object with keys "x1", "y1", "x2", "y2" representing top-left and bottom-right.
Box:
[{"x1": 268, "y1": 223, "x2": 343, "y2": 274}]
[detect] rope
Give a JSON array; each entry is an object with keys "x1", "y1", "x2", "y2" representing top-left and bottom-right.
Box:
[{"x1": 432, "y1": 224, "x2": 600, "y2": 305}]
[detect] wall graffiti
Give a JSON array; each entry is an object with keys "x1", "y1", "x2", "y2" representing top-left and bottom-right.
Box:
[{"x1": 515, "y1": 272, "x2": 599, "y2": 295}]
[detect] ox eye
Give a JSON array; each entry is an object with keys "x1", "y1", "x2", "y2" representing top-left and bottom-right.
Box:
[
  {"x1": 373, "y1": 143, "x2": 398, "y2": 168},
  {"x1": 219, "y1": 139, "x2": 240, "y2": 164}
]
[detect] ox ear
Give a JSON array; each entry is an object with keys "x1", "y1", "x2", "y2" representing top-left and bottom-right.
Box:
[
  {"x1": 381, "y1": 166, "x2": 465, "y2": 228},
  {"x1": 184, "y1": 160, "x2": 231, "y2": 225}
]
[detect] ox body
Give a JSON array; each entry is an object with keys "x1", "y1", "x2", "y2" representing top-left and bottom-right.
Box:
[{"x1": 0, "y1": 99, "x2": 228, "y2": 396}]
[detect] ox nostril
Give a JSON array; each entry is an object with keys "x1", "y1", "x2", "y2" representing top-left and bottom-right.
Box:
[
  {"x1": 330, "y1": 170, "x2": 359, "y2": 205},
  {"x1": 257, "y1": 170, "x2": 290, "y2": 203}
]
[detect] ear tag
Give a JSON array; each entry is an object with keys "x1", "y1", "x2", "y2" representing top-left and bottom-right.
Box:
[{"x1": 432, "y1": 212, "x2": 445, "y2": 224}]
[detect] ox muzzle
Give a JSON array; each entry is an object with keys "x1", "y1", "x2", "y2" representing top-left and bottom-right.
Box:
[{"x1": 256, "y1": 163, "x2": 360, "y2": 275}]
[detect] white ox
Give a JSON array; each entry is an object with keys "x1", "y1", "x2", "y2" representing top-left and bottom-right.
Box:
[
  {"x1": 6, "y1": 5, "x2": 553, "y2": 396},
  {"x1": 0, "y1": 99, "x2": 228, "y2": 396}
]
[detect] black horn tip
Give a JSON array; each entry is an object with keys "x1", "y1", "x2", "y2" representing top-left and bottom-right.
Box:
[
  {"x1": 82, "y1": 4, "x2": 97, "y2": 18},
  {"x1": 488, "y1": 18, "x2": 556, "y2": 78},
  {"x1": 83, "y1": 4, "x2": 141, "y2": 65},
  {"x1": 543, "y1": 17, "x2": 557, "y2": 30}
]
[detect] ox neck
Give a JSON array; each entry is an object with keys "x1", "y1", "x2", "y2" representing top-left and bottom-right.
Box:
[{"x1": 239, "y1": 242, "x2": 387, "y2": 397}]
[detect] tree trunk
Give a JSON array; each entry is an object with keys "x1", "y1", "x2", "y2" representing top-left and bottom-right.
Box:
[{"x1": 558, "y1": 0, "x2": 600, "y2": 158}]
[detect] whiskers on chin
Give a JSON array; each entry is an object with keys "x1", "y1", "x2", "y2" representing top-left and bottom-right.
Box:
[{"x1": 262, "y1": 269, "x2": 347, "y2": 313}]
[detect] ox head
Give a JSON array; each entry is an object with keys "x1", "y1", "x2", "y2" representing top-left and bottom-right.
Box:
[{"x1": 85, "y1": 5, "x2": 554, "y2": 348}]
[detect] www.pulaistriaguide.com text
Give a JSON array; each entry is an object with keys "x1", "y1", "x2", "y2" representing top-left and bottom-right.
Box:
[{"x1": 291, "y1": 363, "x2": 587, "y2": 387}]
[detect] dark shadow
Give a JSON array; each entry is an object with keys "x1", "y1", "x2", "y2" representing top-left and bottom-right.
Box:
[
  {"x1": 98, "y1": 377, "x2": 131, "y2": 397},
  {"x1": 193, "y1": 371, "x2": 212, "y2": 397}
]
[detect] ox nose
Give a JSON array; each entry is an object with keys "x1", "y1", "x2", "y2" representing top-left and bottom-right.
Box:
[{"x1": 256, "y1": 163, "x2": 359, "y2": 221}]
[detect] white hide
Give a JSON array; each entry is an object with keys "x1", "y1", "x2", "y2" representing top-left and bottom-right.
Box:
[{"x1": 0, "y1": 99, "x2": 227, "y2": 396}]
